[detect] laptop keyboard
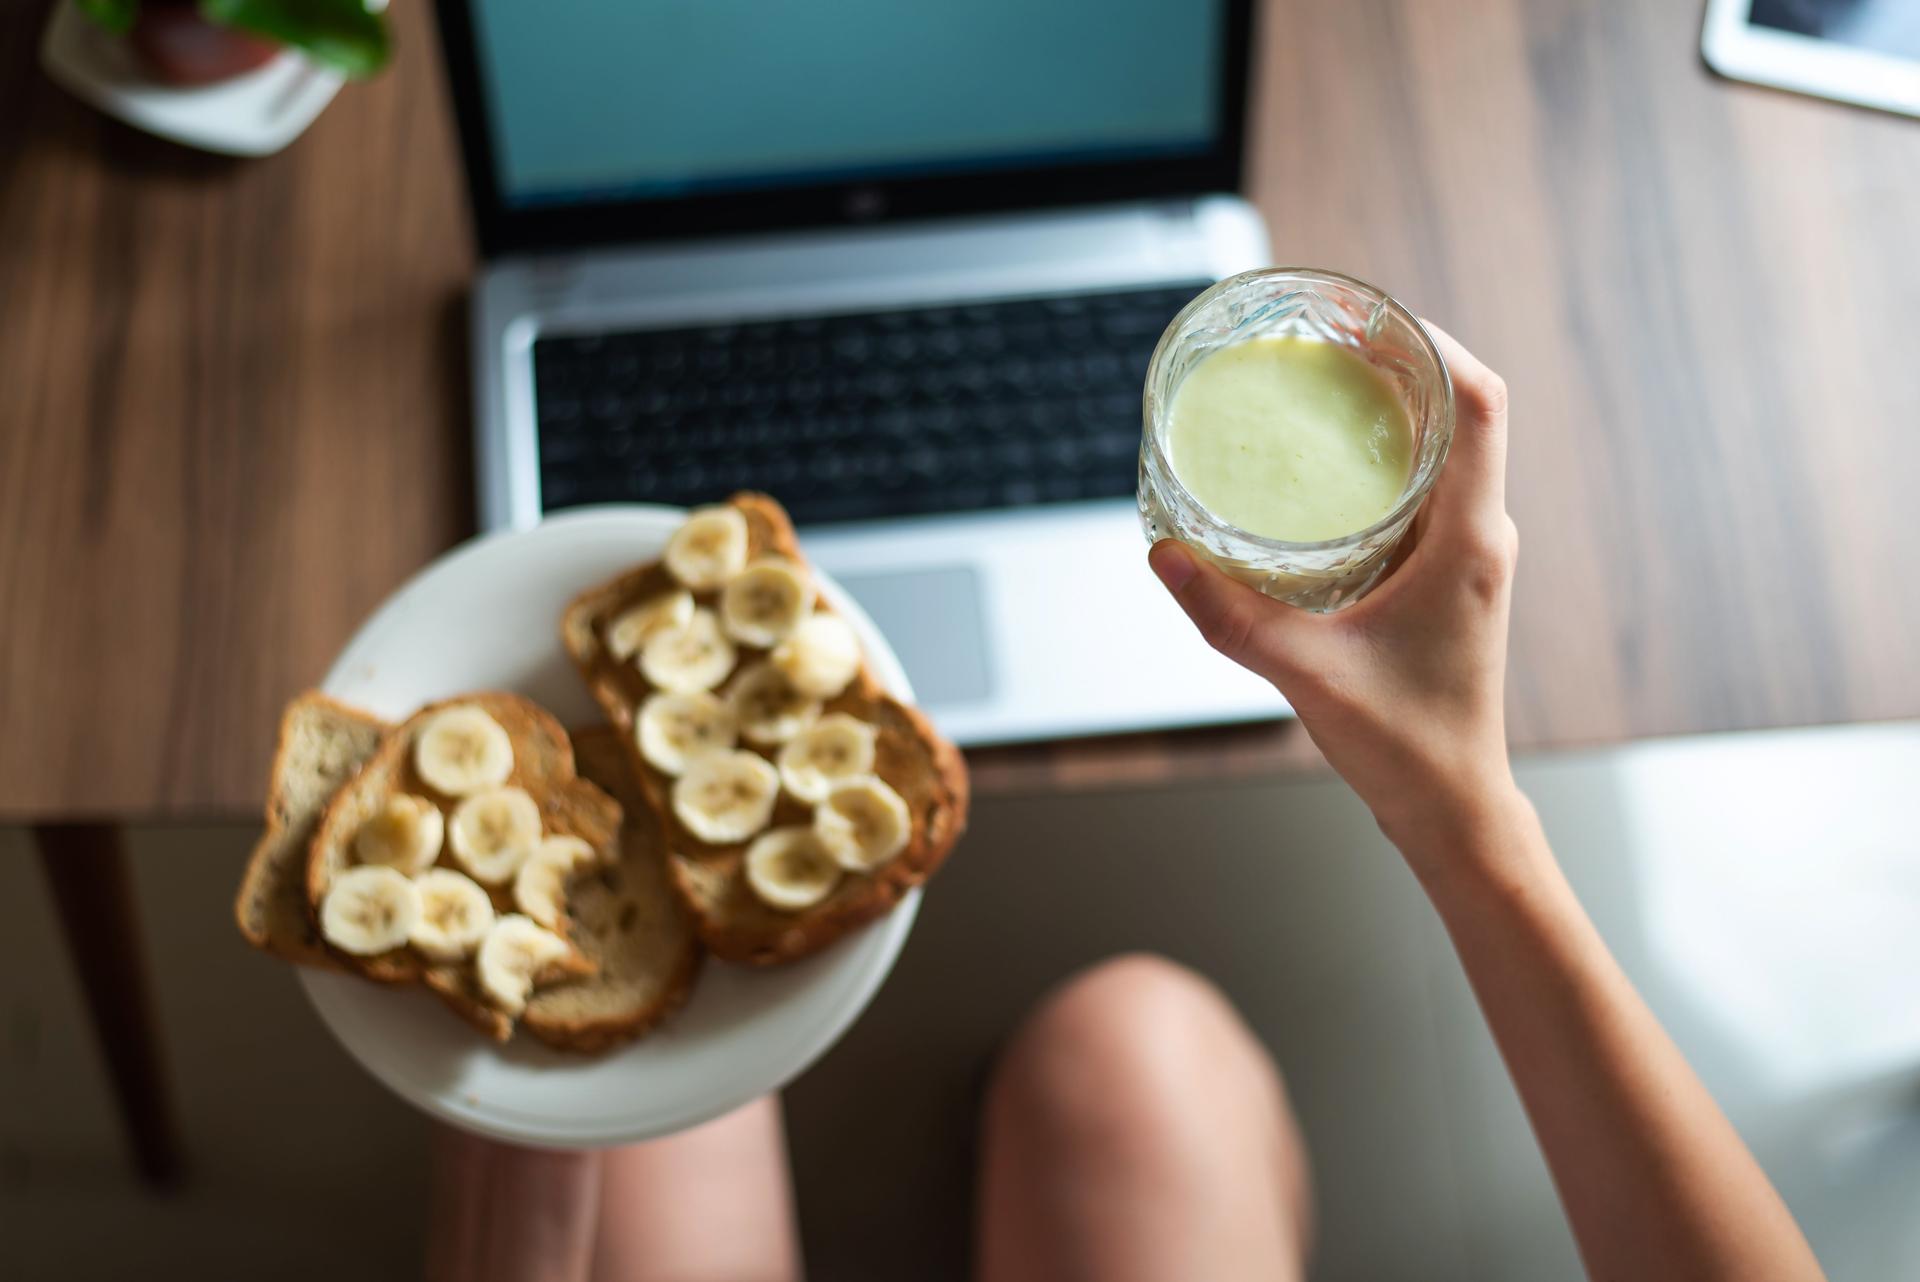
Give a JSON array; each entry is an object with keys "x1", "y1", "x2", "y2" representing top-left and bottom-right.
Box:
[{"x1": 530, "y1": 281, "x2": 1211, "y2": 525}]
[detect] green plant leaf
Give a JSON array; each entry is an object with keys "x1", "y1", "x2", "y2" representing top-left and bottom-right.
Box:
[
  {"x1": 197, "y1": 0, "x2": 390, "y2": 77},
  {"x1": 75, "y1": 0, "x2": 140, "y2": 35}
]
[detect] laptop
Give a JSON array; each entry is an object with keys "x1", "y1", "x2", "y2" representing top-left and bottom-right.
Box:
[{"x1": 433, "y1": 0, "x2": 1286, "y2": 745}]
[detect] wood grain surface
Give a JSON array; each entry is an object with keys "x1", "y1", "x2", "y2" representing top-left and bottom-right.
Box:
[
  {"x1": 0, "y1": 0, "x2": 473, "y2": 817},
  {"x1": 3, "y1": 0, "x2": 1917, "y2": 818}
]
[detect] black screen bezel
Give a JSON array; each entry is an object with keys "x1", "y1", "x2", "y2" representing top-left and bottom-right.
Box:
[{"x1": 432, "y1": 0, "x2": 1256, "y2": 259}]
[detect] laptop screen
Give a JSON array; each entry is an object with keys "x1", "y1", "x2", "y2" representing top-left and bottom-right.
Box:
[
  {"x1": 438, "y1": 0, "x2": 1251, "y2": 253},
  {"x1": 469, "y1": 0, "x2": 1227, "y2": 209}
]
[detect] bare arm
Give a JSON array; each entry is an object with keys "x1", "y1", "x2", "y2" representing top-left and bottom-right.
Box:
[
  {"x1": 1407, "y1": 787, "x2": 1820, "y2": 1282},
  {"x1": 1149, "y1": 328, "x2": 1825, "y2": 1282}
]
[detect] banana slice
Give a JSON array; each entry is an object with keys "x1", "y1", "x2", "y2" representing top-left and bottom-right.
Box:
[
  {"x1": 409, "y1": 868, "x2": 495, "y2": 961},
  {"x1": 448, "y1": 785, "x2": 543, "y2": 884},
  {"x1": 414, "y1": 705, "x2": 515, "y2": 797},
  {"x1": 476, "y1": 914, "x2": 574, "y2": 1016},
  {"x1": 665, "y1": 505, "x2": 750, "y2": 590},
  {"x1": 606, "y1": 589, "x2": 695, "y2": 661},
  {"x1": 777, "y1": 713, "x2": 879, "y2": 804},
  {"x1": 513, "y1": 835, "x2": 599, "y2": 930},
  {"x1": 320, "y1": 865, "x2": 421, "y2": 956},
  {"x1": 720, "y1": 557, "x2": 814, "y2": 647},
  {"x1": 352, "y1": 793, "x2": 445, "y2": 875},
  {"x1": 673, "y1": 749, "x2": 780, "y2": 844},
  {"x1": 814, "y1": 775, "x2": 912, "y2": 872},
  {"x1": 770, "y1": 614, "x2": 862, "y2": 699},
  {"x1": 744, "y1": 827, "x2": 843, "y2": 911},
  {"x1": 728, "y1": 662, "x2": 822, "y2": 746},
  {"x1": 640, "y1": 608, "x2": 737, "y2": 694},
  {"x1": 637, "y1": 690, "x2": 738, "y2": 775}
]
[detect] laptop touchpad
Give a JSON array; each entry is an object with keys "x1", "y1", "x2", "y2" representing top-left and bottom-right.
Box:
[{"x1": 830, "y1": 566, "x2": 993, "y2": 708}]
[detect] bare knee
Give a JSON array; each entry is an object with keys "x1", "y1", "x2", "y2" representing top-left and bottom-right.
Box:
[
  {"x1": 984, "y1": 955, "x2": 1314, "y2": 1270},
  {"x1": 988, "y1": 954, "x2": 1280, "y2": 1158}
]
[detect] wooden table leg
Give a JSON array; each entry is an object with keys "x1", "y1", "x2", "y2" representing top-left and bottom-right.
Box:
[{"x1": 33, "y1": 823, "x2": 185, "y2": 1188}]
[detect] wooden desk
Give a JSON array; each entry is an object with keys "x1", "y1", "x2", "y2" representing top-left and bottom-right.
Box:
[
  {"x1": 3, "y1": 0, "x2": 1917, "y2": 1176},
  {"x1": 4, "y1": 0, "x2": 1919, "y2": 818}
]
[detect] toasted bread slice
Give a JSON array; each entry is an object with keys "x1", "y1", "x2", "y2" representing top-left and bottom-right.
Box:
[
  {"x1": 234, "y1": 692, "x2": 387, "y2": 970},
  {"x1": 560, "y1": 492, "x2": 970, "y2": 965},
  {"x1": 665, "y1": 694, "x2": 967, "y2": 963},
  {"x1": 519, "y1": 728, "x2": 704, "y2": 1053},
  {"x1": 239, "y1": 692, "x2": 699, "y2": 1049},
  {"x1": 306, "y1": 692, "x2": 623, "y2": 989},
  {"x1": 417, "y1": 731, "x2": 702, "y2": 1049}
]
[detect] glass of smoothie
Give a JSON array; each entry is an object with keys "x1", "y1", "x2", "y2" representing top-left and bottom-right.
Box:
[{"x1": 1138, "y1": 268, "x2": 1454, "y2": 611}]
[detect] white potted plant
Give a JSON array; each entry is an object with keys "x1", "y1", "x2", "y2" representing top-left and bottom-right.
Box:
[
  {"x1": 44, "y1": 0, "x2": 389, "y2": 154},
  {"x1": 75, "y1": 0, "x2": 389, "y2": 84}
]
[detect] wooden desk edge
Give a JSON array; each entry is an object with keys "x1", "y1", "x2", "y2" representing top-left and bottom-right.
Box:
[{"x1": 0, "y1": 718, "x2": 1327, "y2": 823}]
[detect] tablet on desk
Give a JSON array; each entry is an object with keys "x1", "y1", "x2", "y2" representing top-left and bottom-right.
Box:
[{"x1": 1703, "y1": 0, "x2": 1920, "y2": 116}]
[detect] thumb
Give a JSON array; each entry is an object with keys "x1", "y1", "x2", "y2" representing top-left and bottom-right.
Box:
[{"x1": 1149, "y1": 540, "x2": 1322, "y2": 689}]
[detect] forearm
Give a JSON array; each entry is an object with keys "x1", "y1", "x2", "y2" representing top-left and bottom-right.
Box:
[{"x1": 1403, "y1": 789, "x2": 1824, "y2": 1282}]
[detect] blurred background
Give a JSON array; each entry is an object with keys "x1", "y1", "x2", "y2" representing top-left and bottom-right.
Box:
[{"x1": 2, "y1": 1, "x2": 1917, "y2": 1278}]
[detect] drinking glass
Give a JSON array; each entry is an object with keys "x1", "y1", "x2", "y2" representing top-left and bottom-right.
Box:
[{"x1": 1138, "y1": 267, "x2": 1454, "y2": 611}]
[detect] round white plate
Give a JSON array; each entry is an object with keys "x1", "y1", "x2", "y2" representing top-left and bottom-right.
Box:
[{"x1": 301, "y1": 507, "x2": 920, "y2": 1148}]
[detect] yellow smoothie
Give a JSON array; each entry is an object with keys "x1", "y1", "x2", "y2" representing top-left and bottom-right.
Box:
[{"x1": 1167, "y1": 336, "x2": 1414, "y2": 542}]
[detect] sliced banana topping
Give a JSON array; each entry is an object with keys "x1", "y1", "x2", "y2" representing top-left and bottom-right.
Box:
[
  {"x1": 744, "y1": 827, "x2": 843, "y2": 911},
  {"x1": 540, "y1": 833, "x2": 601, "y2": 869},
  {"x1": 815, "y1": 775, "x2": 912, "y2": 872},
  {"x1": 414, "y1": 705, "x2": 515, "y2": 797},
  {"x1": 637, "y1": 690, "x2": 738, "y2": 775},
  {"x1": 409, "y1": 868, "x2": 495, "y2": 961},
  {"x1": 447, "y1": 785, "x2": 543, "y2": 885},
  {"x1": 777, "y1": 713, "x2": 879, "y2": 804},
  {"x1": 513, "y1": 834, "x2": 599, "y2": 930},
  {"x1": 770, "y1": 613, "x2": 862, "y2": 699},
  {"x1": 640, "y1": 608, "x2": 737, "y2": 694},
  {"x1": 352, "y1": 793, "x2": 445, "y2": 875},
  {"x1": 672, "y1": 749, "x2": 781, "y2": 845},
  {"x1": 728, "y1": 662, "x2": 822, "y2": 746},
  {"x1": 720, "y1": 556, "x2": 815, "y2": 647},
  {"x1": 606, "y1": 589, "x2": 695, "y2": 661},
  {"x1": 320, "y1": 865, "x2": 421, "y2": 956},
  {"x1": 476, "y1": 914, "x2": 573, "y2": 1016},
  {"x1": 665, "y1": 505, "x2": 750, "y2": 590}
]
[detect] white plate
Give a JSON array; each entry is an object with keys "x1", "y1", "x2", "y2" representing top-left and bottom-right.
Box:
[{"x1": 300, "y1": 506, "x2": 920, "y2": 1148}]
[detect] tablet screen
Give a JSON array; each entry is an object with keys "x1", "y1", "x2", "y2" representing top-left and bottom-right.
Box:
[{"x1": 1749, "y1": 0, "x2": 1920, "y2": 61}]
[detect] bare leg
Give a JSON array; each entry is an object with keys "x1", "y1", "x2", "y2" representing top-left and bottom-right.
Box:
[
  {"x1": 427, "y1": 1128, "x2": 603, "y2": 1282},
  {"x1": 976, "y1": 954, "x2": 1312, "y2": 1282},
  {"x1": 591, "y1": 1096, "x2": 804, "y2": 1282}
]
